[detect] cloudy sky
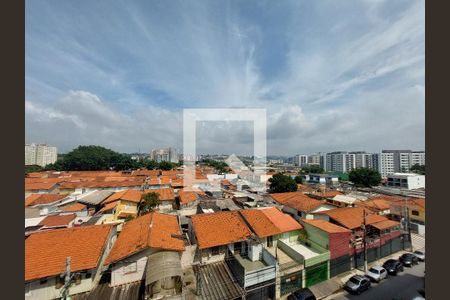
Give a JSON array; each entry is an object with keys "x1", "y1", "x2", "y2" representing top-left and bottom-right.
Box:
[{"x1": 25, "y1": 0, "x2": 424, "y2": 155}]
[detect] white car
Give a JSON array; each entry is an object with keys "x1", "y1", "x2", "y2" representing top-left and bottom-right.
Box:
[
  {"x1": 414, "y1": 250, "x2": 425, "y2": 261},
  {"x1": 366, "y1": 266, "x2": 388, "y2": 282}
]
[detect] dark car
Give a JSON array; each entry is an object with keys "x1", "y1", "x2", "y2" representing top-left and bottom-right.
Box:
[
  {"x1": 344, "y1": 275, "x2": 371, "y2": 295},
  {"x1": 288, "y1": 288, "x2": 316, "y2": 300},
  {"x1": 382, "y1": 259, "x2": 404, "y2": 275},
  {"x1": 399, "y1": 253, "x2": 419, "y2": 267}
]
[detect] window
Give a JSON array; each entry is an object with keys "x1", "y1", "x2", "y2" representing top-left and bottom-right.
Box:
[
  {"x1": 412, "y1": 210, "x2": 419, "y2": 216},
  {"x1": 40, "y1": 278, "x2": 48, "y2": 285},
  {"x1": 267, "y1": 236, "x2": 273, "y2": 247},
  {"x1": 84, "y1": 272, "x2": 92, "y2": 279},
  {"x1": 123, "y1": 262, "x2": 137, "y2": 274},
  {"x1": 211, "y1": 246, "x2": 220, "y2": 255}
]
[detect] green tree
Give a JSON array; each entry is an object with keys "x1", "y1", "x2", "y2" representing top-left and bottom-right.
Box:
[
  {"x1": 138, "y1": 192, "x2": 160, "y2": 215},
  {"x1": 410, "y1": 164, "x2": 425, "y2": 175},
  {"x1": 294, "y1": 175, "x2": 303, "y2": 184},
  {"x1": 146, "y1": 160, "x2": 159, "y2": 170},
  {"x1": 269, "y1": 173, "x2": 298, "y2": 193},
  {"x1": 25, "y1": 165, "x2": 43, "y2": 175},
  {"x1": 159, "y1": 161, "x2": 175, "y2": 170},
  {"x1": 300, "y1": 165, "x2": 324, "y2": 174},
  {"x1": 348, "y1": 168, "x2": 382, "y2": 187}
]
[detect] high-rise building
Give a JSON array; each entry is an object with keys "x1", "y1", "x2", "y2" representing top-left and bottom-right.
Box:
[
  {"x1": 150, "y1": 148, "x2": 179, "y2": 163},
  {"x1": 293, "y1": 155, "x2": 308, "y2": 167},
  {"x1": 25, "y1": 144, "x2": 57, "y2": 167},
  {"x1": 376, "y1": 150, "x2": 425, "y2": 176},
  {"x1": 307, "y1": 153, "x2": 321, "y2": 166}
]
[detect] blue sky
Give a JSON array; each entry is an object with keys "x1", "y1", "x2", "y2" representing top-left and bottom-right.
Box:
[{"x1": 25, "y1": 0, "x2": 424, "y2": 155}]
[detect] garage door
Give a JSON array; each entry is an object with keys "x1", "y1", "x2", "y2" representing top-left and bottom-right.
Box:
[
  {"x1": 280, "y1": 270, "x2": 302, "y2": 296},
  {"x1": 330, "y1": 255, "x2": 351, "y2": 277},
  {"x1": 305, "y1": 261, "x2": 328, "y2": 287}
]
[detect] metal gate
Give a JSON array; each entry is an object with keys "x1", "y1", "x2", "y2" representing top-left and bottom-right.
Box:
[
  {"x1": 330, "y1": 255, "x2": 351, "y2": 277},
  {"x1": 367, "y1": 247, "x2": 380, "y2": 263},
  {"x1": 280, "y1": 271, "x2": 302, "y2": 296},
  {"x1": 391, "y1": 237, "x2": 402, "y2": 253},
  {"x1": 305, "y1": 261, "x2": 328, "y2": 287},
  {"x1": 380, "y1": 242, "x2": 391, "y2": 258}
]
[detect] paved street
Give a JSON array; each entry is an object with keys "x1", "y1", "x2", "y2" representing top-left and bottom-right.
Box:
[{"x1": 330, "y1": 261, "x2": 425, "y2": 300}]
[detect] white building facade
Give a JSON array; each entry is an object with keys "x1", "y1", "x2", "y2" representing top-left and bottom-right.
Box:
[{"x1": 25, "y1": 144, "x2": 57, "y2": 167}]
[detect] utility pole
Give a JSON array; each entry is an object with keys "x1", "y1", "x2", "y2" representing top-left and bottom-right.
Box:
[
  {"x1": 61, "y1": 256, "x2": 71, "y2": 300},
  {"x1": 363, "y1": 209, "x2": 368, "y2": 273}
]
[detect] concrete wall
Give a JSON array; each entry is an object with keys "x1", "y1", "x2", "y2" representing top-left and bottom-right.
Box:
[{"x1": 110, "y1": 250, "x2": 151, "y2": 287}]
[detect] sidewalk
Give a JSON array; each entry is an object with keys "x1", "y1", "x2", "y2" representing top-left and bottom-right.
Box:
[{"x1": 320, "y1": 249, "x2": 409, "y2": 300}]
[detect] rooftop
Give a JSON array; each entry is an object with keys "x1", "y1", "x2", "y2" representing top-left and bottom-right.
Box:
[
  {"x1": 270, "y1": 191, "x2": 326, "y2": 212},
  {"x1": 316, "y1": 207, "x2": 388, "y2": 230},
  {"x1": 105, "y1": 212, "x2": 184, "y2": 264},
  {"x1": 191, "y1": 211, "x2": 253, "y2": 249},
  {"x1": 25, "y1": 224, "x2": 113, "y2": 281},
  {"x1": 301, "y1": 219, "x2": 351, "y2": 234},
  {"x1": 38, "y1": 214, "x2": 76, "y2": 227}
]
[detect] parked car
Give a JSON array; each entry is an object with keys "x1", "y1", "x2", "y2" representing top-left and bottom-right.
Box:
[
  {"x1": 382, "y1": 259, "x2": 404, "y2": 275},
  {"x1": 413, "y1": 250, "x2": 425, "y2": 261},
  {"x1": 399, "y1": 253, "x2": 419, "y2": 267},
  {"x1": 288, "y1": 288, "x2": 316, "y2": 300},
  {"x1": 366, "y1": 266, "x2": 388, "y2": 282},
  {"x1": 344, "y1": 275, "x2": 371, "y2": 295}
]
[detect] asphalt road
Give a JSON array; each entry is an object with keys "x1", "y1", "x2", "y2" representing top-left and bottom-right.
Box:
[{"x1": 331, "y1": 261, "x2": 425, "y2": 300}]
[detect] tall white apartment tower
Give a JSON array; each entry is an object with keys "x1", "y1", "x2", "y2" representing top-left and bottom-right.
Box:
[
  {"x1": 25, "y1": 144, "x2": 57, "y2": 167},
  {"x1": 294, "y1": 155, "x2": 308, "y2": 167}
]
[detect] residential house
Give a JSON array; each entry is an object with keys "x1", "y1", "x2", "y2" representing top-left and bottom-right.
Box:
[
  {"x1": 315, "y1": 207, "x2": 402, "y2": 268},
  {"x1": 58, "y1": 202, "x2": 89, "y2": 217},
  {"x1": 270, "y1": 191, "x2": 336, "y2": 220},
  {"x1": 355, "y1": 198, "x2": 392, "y2": 215},
  {"x1": 98, "y1": 190, "x2": 143, "y2": 223},
  {"x1": 190, "y1": 211, "x2": 278, "y2": 300},
  {"x1": 25, "y1": 224, "x2": 116, "y2": 300},
  {"x1": 389, "y1": 197, "x2": 425, "y2": 234},
  {"x1": 104, "y1": 213, "x2": 185, "y2": 299},
  {"x1": 25, "y1": 182, "x2": 59, "y2": 197},
  {"x1": 25, "y1": 194, "x2": 66, "y2": 208},
  {"x1": 37, "y1": 214, "x2": 77, "y2": 231},
  {"x1": 143, "y1": 188, "x2": 176, "y2": 212},
  {"x1": 301, "y1": 220, "x2": 352, "y2": 277}
]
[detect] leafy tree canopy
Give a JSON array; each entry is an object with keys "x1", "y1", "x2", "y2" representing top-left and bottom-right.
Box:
[
  {"x1": 294, "y1": 175, "x2": 303, "y2": 184},
  {"x1": 25, "y1": 165, "x2": 43, "y2": 175},
  {"x1": 299, "y1": 165, "x2": 324, "y2": 174},
  {"x1": 138, "y1": 192, "x2": 160, "y2": 215},
  {"x1": 269, "y1": 173, "x2": 298, "y2": 193},
  {"x1": 410, "y1": 164, "x2": 425, "y2": 175},
  {"x1": 348, "y1": 168, "x2": 382, "y2": 187}
]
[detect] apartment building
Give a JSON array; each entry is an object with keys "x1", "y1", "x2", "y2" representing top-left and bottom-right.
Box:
[
  {"x1": 150, "y1": 147, "x2": 179, "y2": 163},
  {"x1": 294, "y1": 155, "x2": 308, "y2": 167},
  {"x1": 25, "y1": 144, "x2": 57, "y2": 167},
  {"x1": 376, "y1": 150, "x2": 425, "y2": 176}
]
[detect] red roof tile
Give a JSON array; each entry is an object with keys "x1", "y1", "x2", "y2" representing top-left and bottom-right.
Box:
[
  {"x1": 191, "y1": 211, "x2": 253, "y2": 249},
  {"x1": 104, "y1": 189, "x2": 143, "y2": 204},
  {"x1": 240, "y1": 207, "x2": 302, "y2": 238},
  {"x1": 105, "y1": 213, "x2": 184, "y2": 264},
  {"x1": 25, "y1": 194, "x2": 65, "y2": 207},
  {"x1": 316, "y1": 207, "x2": 388, "y2": 230},
  {"x1": 61, "y1": 203, "x2": 87, "y2": 212},
  {"x1": 143, "y1": 188, "x2": 175, "y2": 201},
  {"x1": 25, "y1": 225, "x2": 113, "y2": 281},
  {"x1": 38, "y1": 214, "x2": 76, "y2": 227},
  {"x1": 301, "y1": 219, "x2": 351, "y2": 234},
  {"x1": 25, "y1": 182, "x2": 58, "y2": 190},
  {"x1": 370, "y1": 220, "x2": 400, "y2": 230},
  {"x1": 271, "y1": 192, "x2": 325, "y2": 212}
]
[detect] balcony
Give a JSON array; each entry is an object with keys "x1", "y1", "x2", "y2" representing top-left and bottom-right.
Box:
[{"x1": 226, "y1": 245, "x2": 277, "y2": 288}]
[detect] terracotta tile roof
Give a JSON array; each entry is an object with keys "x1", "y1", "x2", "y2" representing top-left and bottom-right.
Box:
[
  {"x1": 147, "y1": 177, "x2": 160, "y2": 185},
  {"x1": 60, "y1": 180, "x2": 143, "y2": 189},
  {"x1": 389, "y1": 197, "x2": 425, "y2": 209},
  {"x1": 98, "y1": 201, "x2": 119, "y2": 213},
  {"x1": 171, "y1": 178, "x2": 185, "y2": 187},
  {"x1": 25, "y1": 224, "x2": 113, "y2": 281},
  {"x1": 25, "y1": 177, "x2": 65, "y2": 184},
  {"x1": 61, "y1": 202, "x2": 87, "y2": 212},
  {"x1": 240, "y1": 207, "x2": 302, "y2": 238},
  {"x1": 179, "y1": 190, "x2": 199, "y2": 205},
  {"x1": 271, "y1": 192, "x2": 325, "y2": 212},
  {"x1": 356, "y1": 199, "x2": 391, "y2": 211},
  {"x1": 301, "y1": 219, "x2": 351, "y2": 234},
  {"x1": 297, "y1": 184, "x2": 315, "y2": 193},
  {"x1": 104, "y1": 189, "x2": 143, "y2": 204},
  {"x1": 370, "y1": 220, "x2": 400, "y2": 230},
  {"x1": 38, "y1": 214, "x2": 76, "y2": 227},
  {"x1": 191, "y1": 211, "x2": 253, "y2": 249},
  {"x1": 221, "y1": 180, "x2": 232, "y2": 186},
  {"x1": 161, "y1": 170, "x2": 182, "y2": 177},
  {"x1": 105, "y1": 212, "x2": 184, "y2": 264},
  {"x1": 143, "y1": 188, "x2": 175, "y2": 201},
  {"x1": 316, "y1": 207, "x2": 388, "y2": 230},
  {"x1": 133, "y1": 169, "x2": 161, "y2": 176},
  {"x1": 160, "y1": 176, "x2": 172, "y2": 185},
  {"x1": 314, "y1": 191, "x2": 343, "y2": 198},
  {"x1": 25, "y1": 194, "x2": 65, "y2": 207},
  {"x1": 25, "y1": 182, "x2": 58, "y2": 191}
]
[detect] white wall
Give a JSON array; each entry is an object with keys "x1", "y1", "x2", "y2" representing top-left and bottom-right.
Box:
[{"x1": 110, "y1": 250, "x2": 152, "y2": 287}]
